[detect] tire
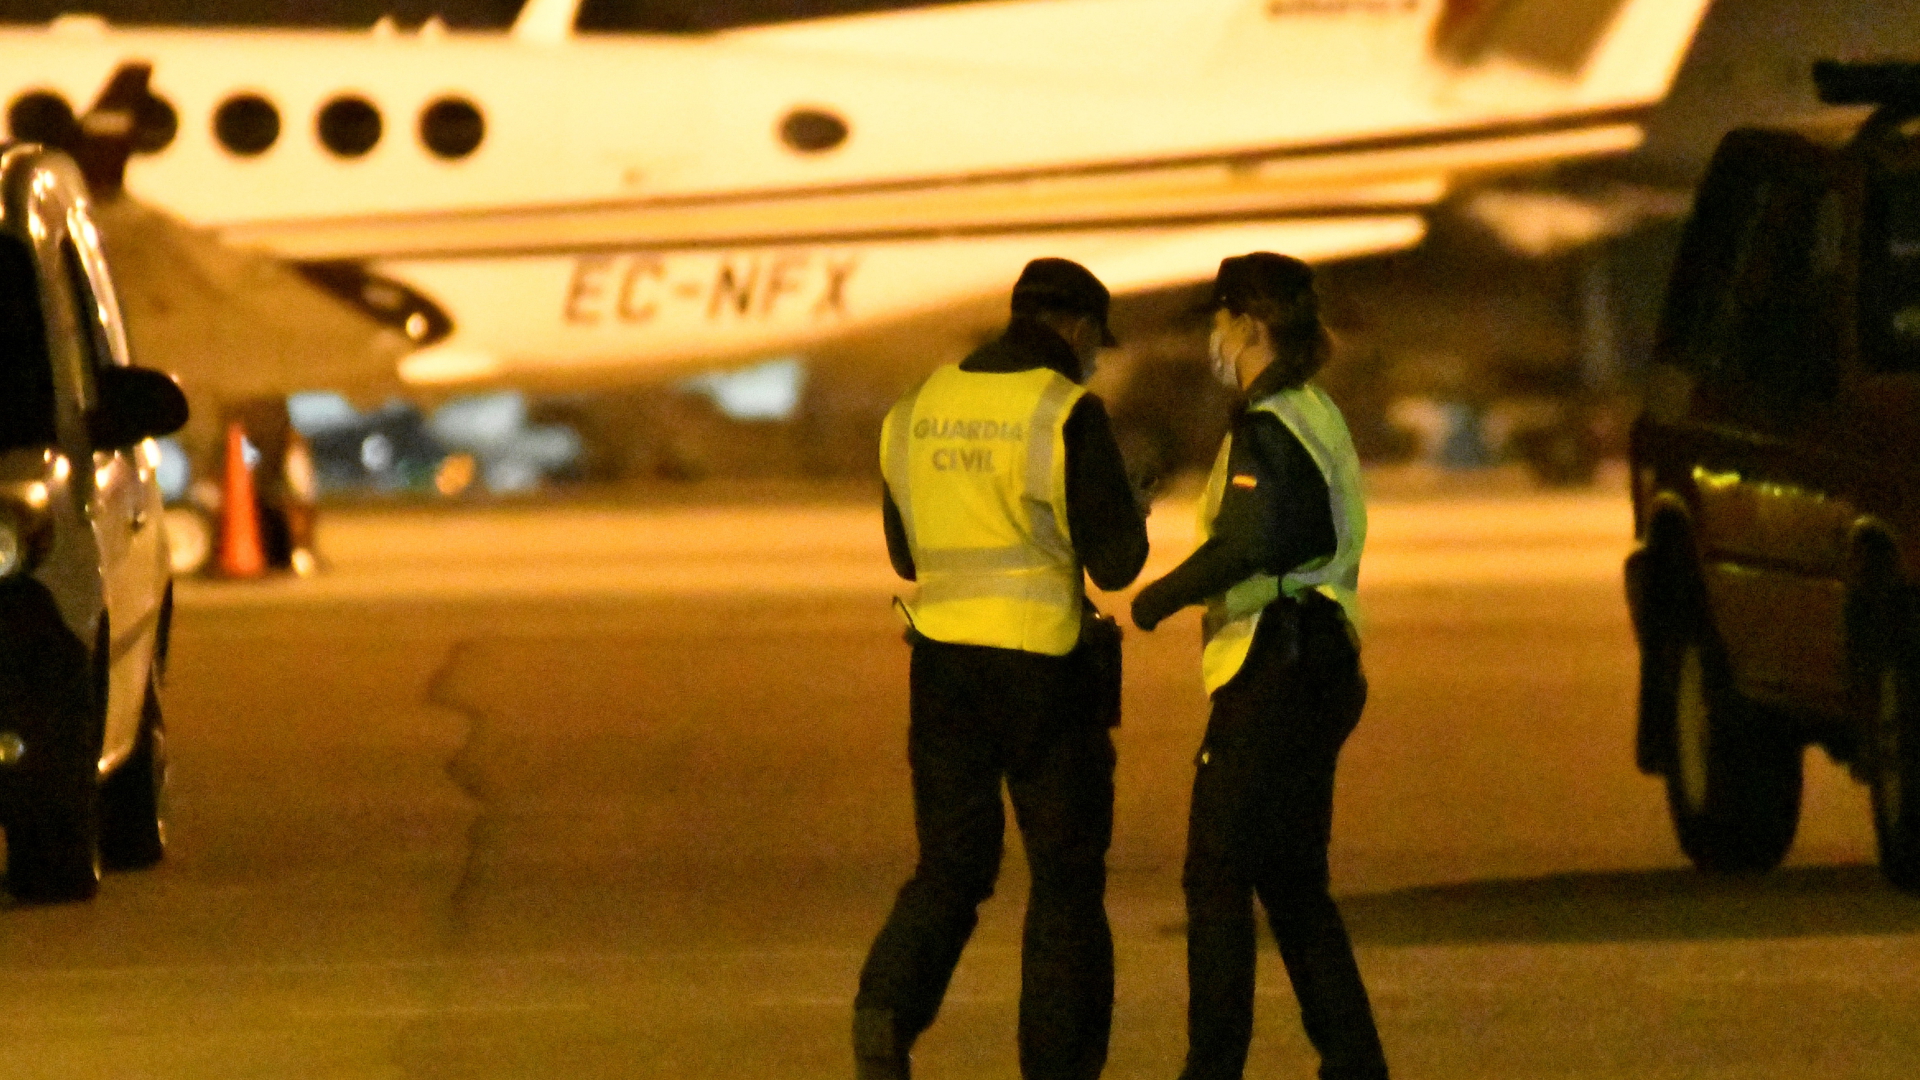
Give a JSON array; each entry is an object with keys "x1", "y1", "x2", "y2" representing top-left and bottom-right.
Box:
[
  {"x1": 1857, "y1": 591, "x2": 1920, "y2": 892},
  {"x1": 4, "y1": 618, "x2": 109, "y2": 903},
  {"x1": 100, "y1": 674, "x2": 167, "y2": 871},
  {"x1": 5, "y1": 759, "x2": 101, "y2": 904},
  {"x1": 1647, "y1": 581, "x2": 1803, "y2": 873}
]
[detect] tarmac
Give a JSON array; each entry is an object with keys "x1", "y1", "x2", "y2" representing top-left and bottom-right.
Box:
[{"x1": 1, "y1": 476, "x2": 1915, "y2": 1078}]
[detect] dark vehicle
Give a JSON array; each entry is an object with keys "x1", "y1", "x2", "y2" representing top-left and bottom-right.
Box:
[
  {"x1": 302, "y1": 399, "x2": 446, "y2": 494},
  {"x1": 0, "y1": 145, "x2": 189, "y2": 902},
  {"x1": 1627, "y1": 63, "x2": 1920, "y2": 889}
]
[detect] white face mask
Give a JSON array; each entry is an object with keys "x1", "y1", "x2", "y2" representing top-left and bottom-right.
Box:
[{"x1": 1207, "y1": 328, "x2": 1240, "y2": 389}]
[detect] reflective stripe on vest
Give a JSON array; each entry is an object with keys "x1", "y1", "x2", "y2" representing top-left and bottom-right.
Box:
[
  {"x1": 1197, "y1": 382, "x2": 1367, "y2": 694},
  {"x1": 881, "y1": 364, "x2": 1087, "y2": 655}
]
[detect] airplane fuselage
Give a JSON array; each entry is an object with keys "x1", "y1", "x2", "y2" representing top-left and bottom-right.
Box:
[{"x1": 0, "y1": 0, "x2": 1711, "y2": 386}]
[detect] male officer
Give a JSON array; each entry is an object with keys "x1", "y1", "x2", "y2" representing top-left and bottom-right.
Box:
[
  {"x1": 1130, "y1": 253, "x2": 1388, "y2": 1080},
  {"x1": 856, "y1": 258, "x2": 1149, "y2": 1080}
]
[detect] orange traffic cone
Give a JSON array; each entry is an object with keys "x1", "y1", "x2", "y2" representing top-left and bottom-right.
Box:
[{"x1": 216, "y1": 420, "x2": 266, "y2": 578}]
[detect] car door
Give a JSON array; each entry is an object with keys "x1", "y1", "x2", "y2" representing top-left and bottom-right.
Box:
[
  {"x1": 57, "y1": 228, "x2": 154, "y2": 767},
  {"x1": 1681, "y1": 141, "x2": 1855, "y2": 709},
  {"x1": 1730, "y1": 170, "x2": 1858, "y2": 710}
]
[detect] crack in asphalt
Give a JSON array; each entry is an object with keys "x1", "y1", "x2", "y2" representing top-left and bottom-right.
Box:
[
  {"x1": 387, "y1": 636, "x2": 495, "y2": 1079},
  {"x1": 426, "y1": 638, "x2": 493, "y2": 936}
]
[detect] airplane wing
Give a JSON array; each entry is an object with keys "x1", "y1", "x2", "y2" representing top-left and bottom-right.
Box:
[
  {"x1": 91, "y1": 197, "x2": 411, "y2": 449},
  {"x1": 3, "y1": 60, "x2": 411, "y2": 430}
]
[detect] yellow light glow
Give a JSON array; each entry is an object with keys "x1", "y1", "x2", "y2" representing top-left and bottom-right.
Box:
[
  {"x1": 399, "y1": 346, "x2": 502, "y2": 385},
  {"x1": 1692, "y1": 465, "x2": 1739, "y2": 491}
]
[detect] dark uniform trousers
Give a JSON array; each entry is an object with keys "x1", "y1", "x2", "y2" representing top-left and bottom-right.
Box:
[
  {"x1": 1183, "y1": 597, "x2": 1388, "y2": 1080},
  {"x1": 856, "y1": 638, "x2": 1116, "y2": 1080}
]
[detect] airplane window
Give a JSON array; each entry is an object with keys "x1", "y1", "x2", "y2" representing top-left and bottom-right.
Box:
[
  {"x1": 317, "y1": 96, "x2": 383, "y2": 158},
  {"x1": 6, "y1": 91, "x2": 78, "y2": 149},
  {"x1": 214, "y1": 93, "x2": 280, "y2": 156},
  {"x1": 132, "y1": 94, "x2": 178, "y2": 155},
  {"x1": 781, "y1": 108, "x2": 849, "y2": 154},
  {"x1": 419, "y1": 97, "x2": 484, "y2": 160},
  {"x1": 0, "y1": 236, "x2": 57, "y2": 452}
]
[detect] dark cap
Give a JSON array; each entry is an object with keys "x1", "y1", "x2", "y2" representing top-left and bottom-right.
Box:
[
  {"x1": 1011, "y1": 258, "x2": 1117, "y2": 347},
  {"x1": 1207, "y1": 252, "x2": 1315, "y2": 319}
]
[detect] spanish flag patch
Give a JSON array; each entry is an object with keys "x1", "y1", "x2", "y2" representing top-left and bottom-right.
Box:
[{"x1": 1231, "y1": 474, "x2": 1258, "y2": 489}]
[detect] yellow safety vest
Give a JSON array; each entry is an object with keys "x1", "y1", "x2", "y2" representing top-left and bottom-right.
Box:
[
  {"x1": 1197, "y1": 382, "x2": 1367, "y2": 694},
  {"x1": 881, "y1": 364, "x2": 1087, "y2": 656}
]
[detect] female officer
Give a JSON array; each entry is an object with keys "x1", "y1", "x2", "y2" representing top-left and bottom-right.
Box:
[{"x1": 1130, "y1": 253, "x2": 1387, "y2": 1080}]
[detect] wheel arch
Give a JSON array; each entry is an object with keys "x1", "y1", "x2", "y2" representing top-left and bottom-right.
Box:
[
  {"x1": 1634, "y1": 497, "x2": 1703, "y2": 775},
  {"x1": 1844, "y1": 518, "x2": 1910, "y2": 666},
  {"x1": 1846, "y1": 518, "x2": 1906, "y2": 595},
  {"x1": 1844, "y1": 519, "x2": 1913, "y2": 758},
  {"x1": 1633, "y1": 495, "x2": 1701, "y2": 640}
]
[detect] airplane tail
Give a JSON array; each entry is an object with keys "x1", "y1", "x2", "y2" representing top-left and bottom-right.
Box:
[
  {"x1": 512, "y1": 0, "x2": 581, "y2": 45},
  {"x1": 713, "y1": 0, "x2": 1706, "y2": 111},
  {"x1": 513, "y1": 0, "x2": 1704, "y2": 107}
]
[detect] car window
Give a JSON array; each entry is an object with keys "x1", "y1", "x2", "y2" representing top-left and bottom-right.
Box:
[
  {"x1": 1662, "y1": 167, "x2": 1770, "y2": 377},
  {"x1": 1688, "y1": 178, "x2": 1776, "y2": 375},
  {"x1": 1864, "y1": 171, "x2": 1920, "y2": 373},
  {"x1": 0, "y1": 235, "x2": 57, "y2": 452},
  {"x1": 58, "y1": 236, "x2": 109, "y2": 404},
  {"x1": 1695, "y1": 176, "x2": 1835, "y2": 395}
]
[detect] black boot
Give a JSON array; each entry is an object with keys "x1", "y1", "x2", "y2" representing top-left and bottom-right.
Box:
[{"x1": 854, "y1": 1007, "x2": 912, "y2": 1080}]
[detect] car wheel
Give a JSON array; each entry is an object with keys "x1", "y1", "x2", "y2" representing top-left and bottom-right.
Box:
[
  {"x1": 1858, "y1": 593, "x2": 1920, "y2": 892},
  {"x1": 100, "y1": 674, "x2": 167, "y2": 871},
  {"x1": 5, "y1": 756, "x2": 101, "y2": 904},
  {"x1": 1651, "y1": 587, "x2": 1803, "y2": 874}
]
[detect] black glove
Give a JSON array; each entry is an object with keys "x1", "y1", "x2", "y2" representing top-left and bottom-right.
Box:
[{"x1": 1131, "y1": 578, "x2": 1179, "y2": 632}]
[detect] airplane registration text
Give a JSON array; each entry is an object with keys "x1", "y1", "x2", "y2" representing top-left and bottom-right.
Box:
[{"x1": 563, "y1": 250, "x2": 860, "y2": 327}]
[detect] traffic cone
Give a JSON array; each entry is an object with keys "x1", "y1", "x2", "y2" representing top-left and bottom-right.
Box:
[{"x1": 216, "y1": 420, "x2": 266, "y2": 578}]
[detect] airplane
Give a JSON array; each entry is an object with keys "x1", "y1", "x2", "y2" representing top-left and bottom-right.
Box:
[{"x1": 0, "y1": 0, "x2": 1712, "y2": 414}]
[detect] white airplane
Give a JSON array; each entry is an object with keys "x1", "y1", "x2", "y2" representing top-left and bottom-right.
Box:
[{"x1": 0, "y1": 0, "x2": 1711, "y2": 395}]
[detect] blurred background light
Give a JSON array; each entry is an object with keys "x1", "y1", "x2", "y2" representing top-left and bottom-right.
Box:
[{"x1": 678, "y1": 357, "x2": 809, "y2": 422}]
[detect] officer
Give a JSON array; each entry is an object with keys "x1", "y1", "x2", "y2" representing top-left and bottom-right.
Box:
[
  {"x1": 855, "y1": 258, "x2": 1150, "y2": 1080},
  {"x1": 1130, "y1": 253, "x2": 1388, "y2": 1080}
]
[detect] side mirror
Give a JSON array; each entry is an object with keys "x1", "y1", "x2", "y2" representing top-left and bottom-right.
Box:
[{"x1": 89, "y1": 366, "x2": 189, "y2": 449}]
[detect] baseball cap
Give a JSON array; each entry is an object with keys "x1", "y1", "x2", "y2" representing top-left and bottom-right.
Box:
[
  {"x1": 1207, "y1": 252, "x2": 1316, "y2": 320},
  {"x1": 1011, "y1": 258, "x2": 1118, "y2": 347}
]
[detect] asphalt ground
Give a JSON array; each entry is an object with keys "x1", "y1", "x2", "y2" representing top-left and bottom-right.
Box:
[{"x1": 3, "y1": 483, "x2": 1918, "y2": 1079}]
